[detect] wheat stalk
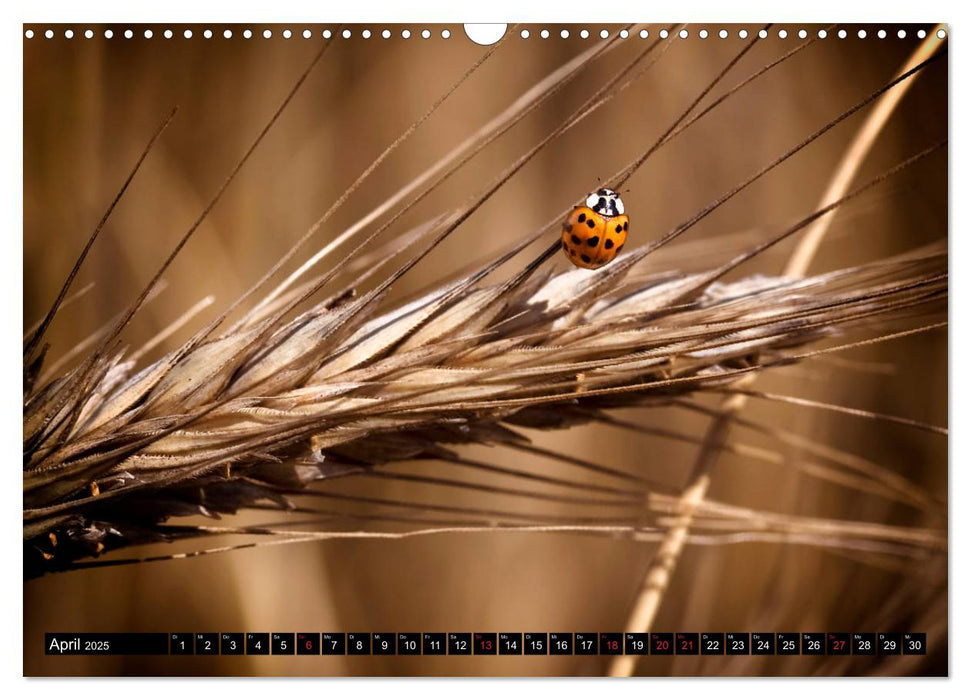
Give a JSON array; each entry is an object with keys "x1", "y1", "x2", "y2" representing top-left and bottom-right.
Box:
[{"x1": 608, "y1": 27, "x2": 948, "y2": 677}]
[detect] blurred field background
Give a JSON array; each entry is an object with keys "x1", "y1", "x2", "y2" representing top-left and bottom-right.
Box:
[{"x1": 23, "y1": 23, "x2": 947, "y2": 676}]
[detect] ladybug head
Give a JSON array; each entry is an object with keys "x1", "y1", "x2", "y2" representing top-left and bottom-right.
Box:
[{"x1": 585, "y1": 187, "x2": 625, "y2": 217}]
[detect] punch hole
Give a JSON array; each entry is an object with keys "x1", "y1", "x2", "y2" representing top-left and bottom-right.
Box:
[
  {"x1": 242, "y1": 29, "x2": 251, "y2": 39},
  {"x1": 620, "y1": 29, "x2": 629, "y2": 38},
  {"x1": 143, "y1": 29, "x2": 152, "y2": 39},
  {"x1": 65, "y1": 29, "x2": 74, "y2": 39},
  {"x1": 323, "y1": 30, "x2": 332, "y2": 38},
  {"x1": 124, "y1": 29, "x2": 133, "y2": 39},
  {"x1": 580, "y1": 29, "x2": 589, "y2": 39},
  {"x1": 898, "y1": 29, "x2": 906, "y2": 38},
  {"x1": 540, "y1": 29, "x2": 550, "y2": 39},
  {"x1": 917, "y1": 29, "x2": 927, "y2": 38},
  {"x1": 798, "y1": 29, "x2": 807, "y2": 38},
  {"x1": 719, "y1": 29, "x2": 728, "y2": 39},
  {"x1": 86, "y1": 29, "x2": 95, "y2": 39},
  {"x1": 838, "y1": 29, "x2": 847, "y2": 39},
  {"x1": 223, "y1": 29, "x2": 232, "y2": 39},
  {"x1": 778, "y1": 29, "x2": 787, "y2": 39},
  {"x1": 858, "y1": 29, "x2": 867, "y2": 38},
  {"x1": 699, "y1": 29, "x2": 708, "y2": 39},
  {"x1": 442, "y1": 29, "x2": 450, "y2": 39},
  {"x1": 383, "y1": 29, "x2": 391, "y2": 39},
  {"x1": 679, "y1": 29, "x2": 688, "y2": 39},
  {"x1": 758, "y1": 29, "x2": 768, "y2": 39},
  {"x1": 463, "y1": 24, "x2": 507, "y2": 46},
  {"x1": 203, "y1": 29, "x2": 213, "y2": 39},
  {"x1": 45, "y1": 29, "x2": 53, "y2": 39},
  {"x1": 818, "y1": 29, "x2": 827, "y2": 38},
  {"x1": 600, "y1": 29, "x2": 609, "y2": 39},
  {"x1": 738, "y1": 29, "x2": 748, "y2": 38},
  {"x1": 24, "y1": 29, "x2": 34, "y2": 39},
  {"x1": 937, "y1": 28, "x2": 946, "y2": 39},
  {"x1": 659, "y1": 29, "x2": 669, "y2": 38},
  {"x1": 402, "y1": 29, "x2": 411, "y2": 39},
  {"x1": 282, "y1": 29, "x2": 292, "y2": 39},
  {"x1": 877, "y1": 29, "x2": 886, "y2": 39},
  {"x1": 262, "y1": 29, "x2": 271, "y2": 39},
  {"x1": 520, "y1": 29, "x2": 529, "y2": 38},
  {"x1": 639, "y1": 29, "x2": 648, "y2": 39},
  {"x1": 164, "y1": 29, "x2": 173, "y2": 39},
  {"x1": 560, "y1": 29, "x2": 569, "y2": 39},
  {"x1": 363, "y1": 29, "x2": 372, "y2": 39},
  {"x1": 104, "y1": 29, "x2": 113, "y2": 38},
  {"x1": 421, "y1": 29, "x2": 431, "y2": 39},
  {"x1": 302, "y1": 29, "x2": 311, "y2": 39}
]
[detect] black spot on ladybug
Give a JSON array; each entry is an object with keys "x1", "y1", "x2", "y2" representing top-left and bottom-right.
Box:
[
  {"x1": 587, "y1": 236, "x2": 599, "y2": 247},
  {"x1": 615, "y1": 223, "x2": 623, "y2": 233},
  {"x1": 586, "y1": 219, "x2": 596, "y2": 229},
  {"x1": 604, "y1": 238, "x2": 614, "y2": 250},
  {"x1": 571, "y1": 234, "x2": 582, "y2": 245},
  {"x1": 623, "y1": 221, "x2": 629, "y2": 231},
  {"x1": 569, "y1": 248, "x2": 576, "y2": 257},
  {"x1": 581, "y1": 254, "x2": 592, "y2": 263},
  {"x1": 577, "y1": 212, "x2": 586, "y2": 223},
  {"x1": 597, "y1": 197, "x2": 607, "y2": 211}
]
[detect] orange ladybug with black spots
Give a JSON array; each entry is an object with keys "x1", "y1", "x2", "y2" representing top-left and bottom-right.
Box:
[{"x1": 561, "y1": 187, "x2": 628, "y2": 269}]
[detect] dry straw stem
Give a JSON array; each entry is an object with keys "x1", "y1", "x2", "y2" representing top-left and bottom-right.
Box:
[
  {"x1": 23, "y1": 28, "x2": 945, "y2": 587},
  {"x1": 608, "y1": 26, "x2": 947, "y2": 677}
]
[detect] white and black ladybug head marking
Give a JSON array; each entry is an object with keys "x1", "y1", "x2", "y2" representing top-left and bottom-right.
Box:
[{"x1": 585, "y1": 187, "x2": 625, "y2": 217}]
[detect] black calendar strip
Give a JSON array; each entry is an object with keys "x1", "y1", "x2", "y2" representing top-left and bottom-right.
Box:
[{"x1": 45, "y1": 632, "x2": 927, "y2": 656}]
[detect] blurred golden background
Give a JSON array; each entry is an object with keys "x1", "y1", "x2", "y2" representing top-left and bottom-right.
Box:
[{"x1": 24, "y1": 23, "x2": 947, "y2": 676}]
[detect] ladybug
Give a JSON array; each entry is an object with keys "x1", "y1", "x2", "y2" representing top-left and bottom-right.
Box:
[{"x1": 561, "y1": 187, "x2": 628, "y2": 269}]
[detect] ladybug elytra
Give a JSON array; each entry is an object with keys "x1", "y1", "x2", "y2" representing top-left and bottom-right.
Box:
[{"x1": 561, "y1": 187, "x2": 628, "y2": 269}]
